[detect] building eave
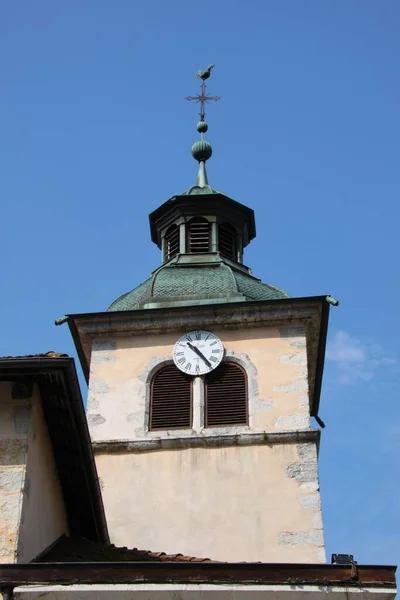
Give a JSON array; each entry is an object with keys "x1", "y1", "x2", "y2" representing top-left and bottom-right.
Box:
[
  {"x1": 312, "y1": 299, "x2": 330, "y2": 417},
  {"x1": 0, "y1": 357, "x2": 109, "y2": 545},
  {"x1": 0, "y1": 561, "x2": 396, "y2": 588}
]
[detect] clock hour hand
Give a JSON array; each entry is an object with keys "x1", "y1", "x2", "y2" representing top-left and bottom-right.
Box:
[{"x1": 187, "y1": 342, "x2": 212, "y2": 368}]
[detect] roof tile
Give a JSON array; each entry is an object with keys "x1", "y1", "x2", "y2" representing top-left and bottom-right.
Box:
[
  {"x1": 0, "y1": 351, "x2": 69, "y2": 360},
  {"x1": 37, "y1": 536, "x2": 214, "y2": 563}
]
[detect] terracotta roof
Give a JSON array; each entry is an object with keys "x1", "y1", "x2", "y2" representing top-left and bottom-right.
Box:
[
  {"x1": 0, "y1": 351, "x2": 69, "y2": 360},
  {"x1": 37, "y1": 536, "x2": 213, "y2": 563}
]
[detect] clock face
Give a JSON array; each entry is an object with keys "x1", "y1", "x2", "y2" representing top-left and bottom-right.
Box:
[{"x1": 173, "y1": 330, "x2": 224, "y2": 376}]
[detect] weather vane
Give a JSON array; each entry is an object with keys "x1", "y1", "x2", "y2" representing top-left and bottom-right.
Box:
[
  {"x1": 186, "y1": 65, "x2": 220, "y2": 187},
  {"x1": 186, "y1": 64, "x2": 220, "y2": 122}
]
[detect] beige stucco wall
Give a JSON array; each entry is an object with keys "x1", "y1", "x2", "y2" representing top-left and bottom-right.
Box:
[
  {"x1": 0, "y1": 382, "x2": 69, "y2": 563},
  {"x1": 87, "y1": 325, "x2": 310, "y2": 441},
  {"x1": 96, "y1": 441, "x2": 325, "y2": 563},
  {"x1": 87, "y1": 323, "x2": 325, "y2": 563},
  {"x1": 17, "y1": 388, "x2": 69, "y2": 562}
]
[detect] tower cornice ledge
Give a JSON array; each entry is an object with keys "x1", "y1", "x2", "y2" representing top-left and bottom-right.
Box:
[
  {"x1": 91, "y1": 429, "x2": 320, "y2": 454},
  {"x1": 65, "y1": 295, "x2": 332, "y2": 417}
]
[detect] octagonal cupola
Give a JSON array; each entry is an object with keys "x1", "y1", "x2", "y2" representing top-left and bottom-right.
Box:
[
  {"x1": 149, "y1": 93, "x2": 256, "y2": 267},
  {"x1": 149, "y1": 185, "x2": 256, "y2": 266}
]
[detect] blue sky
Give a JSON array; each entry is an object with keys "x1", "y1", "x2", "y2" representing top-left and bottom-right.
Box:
[{"x1": 1, "y1": 1, "x2": 399, "y2": 567}]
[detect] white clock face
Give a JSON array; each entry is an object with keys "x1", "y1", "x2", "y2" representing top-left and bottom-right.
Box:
[{"x1": 173, "y1": 330, "x2": 224, "y2": 376}]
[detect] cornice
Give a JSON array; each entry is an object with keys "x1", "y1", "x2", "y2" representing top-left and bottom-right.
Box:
[
  {"x1": 70, "y1": 297, "x2": 323, "y2": 337},
  {"x1": 91, "y1": 429, "x2": 321, "y2": 454}
]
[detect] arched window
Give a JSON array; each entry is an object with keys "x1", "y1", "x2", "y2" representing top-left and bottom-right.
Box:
[
  {"x1": 164, "y1": 224, "x2": 179, "y2": 261},
  {"x1": 187, "y1": 217, "x2": 211, "y2": 254},
  {"x1": 149, "y1": 364, "x2": 192, "y2": 430},
  {"x1": 205, "y1": 362, "x2": 248, "y2": 428},
  {"x1": 218, "y1": 223, "x2": 237, "y2": 261}
]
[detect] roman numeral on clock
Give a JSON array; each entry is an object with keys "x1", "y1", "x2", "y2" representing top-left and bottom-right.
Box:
[{"x1": 173, "y1": 331, "x2": 224, "y2": 375}]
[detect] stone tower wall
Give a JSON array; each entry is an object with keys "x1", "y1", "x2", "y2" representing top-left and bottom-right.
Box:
[{"x1": 86, "y1": 321, "x2": 325, "y2": 563}]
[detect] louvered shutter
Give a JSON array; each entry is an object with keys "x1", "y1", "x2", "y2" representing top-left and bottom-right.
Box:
[
  {"x1": 164, "y1": 225, "x2": 179, "y2": 260},
  {"x1": 150, "y1": 365, "x2": 192, "y2": 430},
  {"x1": 205, "y1": 362, "x2": 248, "y2": 427},
  {"x1": 218, "y1": 223, "x2": 237, "y2": 260},
  {"x1": 187, "y1": 217, "x2": 211, "y2": 253}
]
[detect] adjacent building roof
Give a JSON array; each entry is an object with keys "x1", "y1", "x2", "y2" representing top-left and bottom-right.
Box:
[
  {"x1": 36, "y1": 536, "x2": 213, "y2": 563},
  {"x1": 0, "y1": 353, "x2": 109, "y2": 545},
  {"x1": 0, "y1": 558, "x2": 396, "y2": 589}
]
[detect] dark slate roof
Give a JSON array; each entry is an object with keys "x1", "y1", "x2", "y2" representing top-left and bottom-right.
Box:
[
  {"x1": 234, "y1": 270, "x2": 289, "y2": 302},
  {"x1": 108, "y1": 264, "x2": 289, "y2": 311},
  {"x1": 37, "y1": 536, "x2": 213, "y2": 563}
]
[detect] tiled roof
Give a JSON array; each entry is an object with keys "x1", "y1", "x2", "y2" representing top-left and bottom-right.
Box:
[
  {"x1": 108, "y1": 264, "x2": 289, "y2": 311},
  {"x1": 0, "y1": 351, "x2": 69, "y2": 360},
  {"x1": 37, "y1": 536, "x2": 214, "y2": 563}
]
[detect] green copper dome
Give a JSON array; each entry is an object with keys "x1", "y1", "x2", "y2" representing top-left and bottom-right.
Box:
[{"x1": 107, "y1": 263, "x2": 289, "y2": 312}]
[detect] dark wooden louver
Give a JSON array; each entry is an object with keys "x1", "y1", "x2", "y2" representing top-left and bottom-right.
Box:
[
  {"x1": 187, "y1": 217, "x2": 211, "y2": 254},
  {"x1": 218, "y1": 223, "x2": 237, "y2": 260},
  {"x1": 205, "y1": 362, "x2": 248, "y2": 427},
  {"x1": 149, "y1": 365, "x2": 192, "y2": 430},
  {"x1": 164, "y1": 224, "x2": 179, "y2": 261}
]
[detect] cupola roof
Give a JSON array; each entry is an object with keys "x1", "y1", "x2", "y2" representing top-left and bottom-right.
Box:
[
  {"x1": 107, "y1": 261, "x2": 289, "y2": 312},
  {"x1": 107, "y1": 66, "x2": 289, "y2": 311}
]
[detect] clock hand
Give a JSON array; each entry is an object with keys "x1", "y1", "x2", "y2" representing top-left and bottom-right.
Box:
[{"x1": 187, "y1": 342, "x2": 212, "y2": 368}]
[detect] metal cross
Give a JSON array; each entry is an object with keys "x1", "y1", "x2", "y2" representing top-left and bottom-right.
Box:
[{"x1": 186, "y1": 80, "x2": 221, "y2": 121}]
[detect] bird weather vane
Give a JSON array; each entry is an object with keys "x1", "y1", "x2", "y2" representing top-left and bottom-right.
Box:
[{"x1": 186, "y1": 64, "x2": 220, "y2": 122}]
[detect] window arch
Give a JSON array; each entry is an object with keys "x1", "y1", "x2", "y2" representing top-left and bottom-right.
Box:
[
  {"x1": 149, "y1": 364, "x2": 192, "y2": 430},
  {"x1": 164, "y1": 224, "x2": 179, "y2": 261},
  {"x1": 187, "y1": 217, "x2": 211, "y2": 254},
  {"x1": 218, "y1": 223, "x2": 237, "y2": 260},
  {"x1": 205, "y1": 362, "x2": 248, "y2": 427}
]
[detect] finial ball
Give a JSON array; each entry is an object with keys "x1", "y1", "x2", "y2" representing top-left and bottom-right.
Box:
[
  {"x1": 191, "y1": 140, "x2": 212, "y2": 162},
  {"x1": 197, "y1": 121, "x2": 208, "y2": 133}
]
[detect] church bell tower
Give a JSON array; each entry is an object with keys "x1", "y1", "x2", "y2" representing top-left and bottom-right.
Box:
[{"x1": 65, "y1": 68, "x2": 337, "y2": 563}]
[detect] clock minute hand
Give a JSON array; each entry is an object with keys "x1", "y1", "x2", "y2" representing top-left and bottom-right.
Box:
[{"x1": 187, "y1": 342, "x2": 212, "y2": 368}]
